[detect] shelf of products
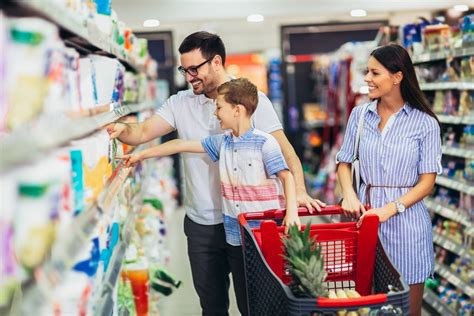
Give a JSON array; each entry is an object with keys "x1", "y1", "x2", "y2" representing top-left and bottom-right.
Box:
[
  {"x1": 0, "y1": 102, "x2": 155, "y2": 172},
  {"x1": 10, "y1": 0, "x2": 147, "y2": 73},
  {"x1": 432, "y1": 233, "x2": 471, "y2": 258},
  {"x1": 1, "y1": 1, "x2": 176, "y2": 315},
  {"x1": 302, "y1": 118, "x2": 340, "y2": 129},
  {"x1": 420, "y1": 82, "x2": 474, "y2": 91},
  {"x1": 415, "y1": 27, "x2": 474, "y2": 312},
  {"x1": 435, "y1": 175, "x2": 474, "y2": 196},
  {"x1": 434, "y1": 263, "x2": 474, "y2": 297},
  {"x1": 423, "y1": 288, "x2": 457, "y2": 316},
  {"x1": 425, "y1": 198, "x2": 470, "y2": 227},
  {"x1": 412, "y1": 47, "x2": 474, "y2": 64},
  {"x1": 437, "y1": 115, "x2": 474, "y2": 125},
  {"x1": 6, "y1": 154, "x2": 135, "y2": 313},
  {"x1": 442, "y1": 144, "x2": 474, "y2": 159},
  {"x1": 93, "y1": 200, "x2": 138, "y2": 316}
]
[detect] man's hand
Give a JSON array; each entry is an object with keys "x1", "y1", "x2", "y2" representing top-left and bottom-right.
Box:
[
  {"x1": 296, "y1": 191, "x2": 326, "y2": 213},
  {"x1": 115, "y1": 153, "x2": 143, "y2": 168},
  {"x1": 106, "y1": 122, "x2": 127, "y2": 139}
]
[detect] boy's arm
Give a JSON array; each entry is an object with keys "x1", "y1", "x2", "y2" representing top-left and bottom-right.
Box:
[
  {"x1": 116, "y1": 139, "x2": 204, "y2": 167},
  {"x1": 140, "y1": 139, "x2": 205, "y2": 159},
  {"x1": 277, "y1": 169, "x2": 301, "y2": 233}
]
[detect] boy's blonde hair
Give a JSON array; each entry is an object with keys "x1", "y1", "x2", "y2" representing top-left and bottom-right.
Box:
[{"x1": 217, "y1": 78, "x2": 258, "y2": 115}]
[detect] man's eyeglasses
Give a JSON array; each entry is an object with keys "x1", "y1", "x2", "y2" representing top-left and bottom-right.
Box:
[{"x1": 177, "y1": 57, "x2": 213, "y2": 77}]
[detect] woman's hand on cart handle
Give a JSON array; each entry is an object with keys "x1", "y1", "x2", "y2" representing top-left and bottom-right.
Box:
[
  {"x1": 341, "y1": 192, "x2": 366, "y2": 220},
  {"x1": 357, "y1": 203, "x2": 397, "y2": 228}
]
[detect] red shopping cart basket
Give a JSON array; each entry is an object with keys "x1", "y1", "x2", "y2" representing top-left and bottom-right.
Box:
[{"x1": 238, "y1": 206, "x2": 410, "y2": 315}]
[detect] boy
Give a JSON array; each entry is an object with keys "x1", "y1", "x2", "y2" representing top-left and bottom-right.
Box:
[{"x1": 117, "y1": 78, "x2": 300, "y2": 314}]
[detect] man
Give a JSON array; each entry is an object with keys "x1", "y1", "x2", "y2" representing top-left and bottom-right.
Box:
[{"x1": 107, "y1": 31, "x2": 325, "y2": 316}]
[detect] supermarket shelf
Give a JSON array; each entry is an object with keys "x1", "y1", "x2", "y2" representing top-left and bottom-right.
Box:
[
  {"x1": 437, "y1": 114, "x2": 474, "y2": 125},
  {"x1": 18, "y1": 162, "x2": 134, "y2": 314},
  {"x1": 425, "y1": 198, "x2": 470, "y2": 227},
  {"x1": 420, "y1": 82, "x2": 474, "y2": 91},
  {"x1": 9, "y1": 0, "x2": 143, "y2": 72},
  {"x1": 432, "y1": 232, "x2": 472, "y2": 258},
  {"x1": 94, "y1": 209, "x2": 137, "y2": 316},
  {"x1": 303, "y1": 118, "x2": 340, "y2": 129},
  {"x1": 412, "y1": 47, "x2": 474, "y2": 64},
  {"x1": 435, "y1": 175, "x2": 474, "y2": 196},
  {"x1": 466, "y1": 225, "x2": 474, "y2": 237},
  {"x1": 442, "y1": 144, "x2": 474, "y2": 159},
  {"x1": 434, "y1": 263, "x2": 474, "y2": 297},
  {"x1": 0, "y1": 101, "x2": 155, "y2": 172},
  {"x1": 423, "y1": 288, "x2": 457, "y2": 316}
]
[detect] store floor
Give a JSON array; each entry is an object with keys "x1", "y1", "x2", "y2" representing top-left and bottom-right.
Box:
[{"x1": 158, "y1": 207, "x2": 240, "y2": 316}]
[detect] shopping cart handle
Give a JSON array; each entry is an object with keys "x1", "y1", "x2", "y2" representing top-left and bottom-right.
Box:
[
  {"x1": 296, "y1": 205, "x2": 344, "y2": 216},
  {"x1": 238, "y1": 205, "x2": 345, "y2": 226},
  {"x1": 317, "y1": 294, "x2": 387, "y2": 307}
]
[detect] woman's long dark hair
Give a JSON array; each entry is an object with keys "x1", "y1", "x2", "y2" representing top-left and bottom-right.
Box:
[{"x1": 370, "y1": 43, "x2": 439, "y2": 125}]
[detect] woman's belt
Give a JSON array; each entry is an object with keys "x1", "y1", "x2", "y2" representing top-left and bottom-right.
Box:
[{"x1": 364, "y1": 183, "x2": 414, "y2": 206}]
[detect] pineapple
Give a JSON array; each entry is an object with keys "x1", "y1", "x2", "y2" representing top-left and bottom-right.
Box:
[{"x1": 283, "y1": 223, "x2": 327, "y2": 298}]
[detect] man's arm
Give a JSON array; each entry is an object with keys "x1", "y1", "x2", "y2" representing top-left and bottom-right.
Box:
[
  {"x1": 107, "y1": 115, "x2": 175, "y2": 146},
  {"x1": 271, "y1": 129, "x2": 326, "y2": 212}
]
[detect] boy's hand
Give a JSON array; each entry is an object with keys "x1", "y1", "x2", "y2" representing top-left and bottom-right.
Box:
[
  {"x1": 282, "y1": 207, "x2": 301, "y2": 234},
  {"x1": 106, "y1": 122, "x2": 127, "y2": 139},
  {"x1": 115, "y1": 153, "x2": 142, "y2": 168}
]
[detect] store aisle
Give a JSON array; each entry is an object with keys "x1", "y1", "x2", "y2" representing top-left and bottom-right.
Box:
[{"x1": 159, "y1": 208, "x2": 240, "y2": 316}]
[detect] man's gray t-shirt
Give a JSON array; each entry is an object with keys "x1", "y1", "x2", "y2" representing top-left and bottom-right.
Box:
[{"x1": 156, "y1": 89, "x2": 282, "y2": 225}]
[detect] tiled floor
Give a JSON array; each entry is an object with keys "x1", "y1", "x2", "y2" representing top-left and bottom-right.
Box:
[{"x1": 158, "y1": 207, "x2": 240, "y2": 316}]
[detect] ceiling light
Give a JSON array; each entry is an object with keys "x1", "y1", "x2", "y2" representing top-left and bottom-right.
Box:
[
  {"x1": 143, "y1": 19, "x2": 160, "y2": 27},
  {"x1": 247, "y1": 14, "x2": 264, "y2": 23},
  {"x1": 454, "y1": 4, "x2": 469, "y2": 12},
  {"x1": 350, "y1": 9, "x2": 367, "y2": 17}
]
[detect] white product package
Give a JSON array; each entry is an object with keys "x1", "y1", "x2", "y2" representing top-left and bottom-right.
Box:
[
  {"x1": 90, "y1": 55, "x2": 124, "y2": 106},
  {"x1": 78, "y1": 57, "x2": 96, "y2": 110}
]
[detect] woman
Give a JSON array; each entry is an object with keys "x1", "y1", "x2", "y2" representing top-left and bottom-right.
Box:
[{"x1": 336, "y1": 43, "x2": 442, "y2": 316}]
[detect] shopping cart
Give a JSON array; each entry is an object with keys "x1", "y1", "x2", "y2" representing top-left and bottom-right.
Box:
[{"x1": 238, "y1": 206, "x2": 410, "y2": 315}]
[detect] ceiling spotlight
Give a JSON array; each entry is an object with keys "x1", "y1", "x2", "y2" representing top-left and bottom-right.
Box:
[
  {"x1": 350, "y1": 9, "x2": 367, "y2": 17},
  {"x1": 454, "y1": 4, "x2": 469, "y2": 12},
  {"x1": 247, "y1": 14, "x2": 264, "y2": 23},
  {"x1": 143, "y1": 19, "x2": 160, "y2": 27}
]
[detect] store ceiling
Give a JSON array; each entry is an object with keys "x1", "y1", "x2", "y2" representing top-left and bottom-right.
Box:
[{"x1": 113, "y1": 0, "x2": 472, "y2": 30}]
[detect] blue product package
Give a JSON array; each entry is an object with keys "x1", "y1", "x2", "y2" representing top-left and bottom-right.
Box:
[
  {"x1": 100, "y1": 222, "x2": 120, "y2": 271},
  {"x1": 73, "y1": 237, "x2": 100, "y2": 277},
  {"x1": 94, "y1": 0, "x2": 112, "y2": 15},
  {"x1": 70, "y1": 150, "x2": 84, "y2": 215}
]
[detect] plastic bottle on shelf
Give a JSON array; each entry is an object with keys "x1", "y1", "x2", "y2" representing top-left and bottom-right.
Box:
[{"x1": 121, "y1": 256, "x2": 149, "y2": 316}]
